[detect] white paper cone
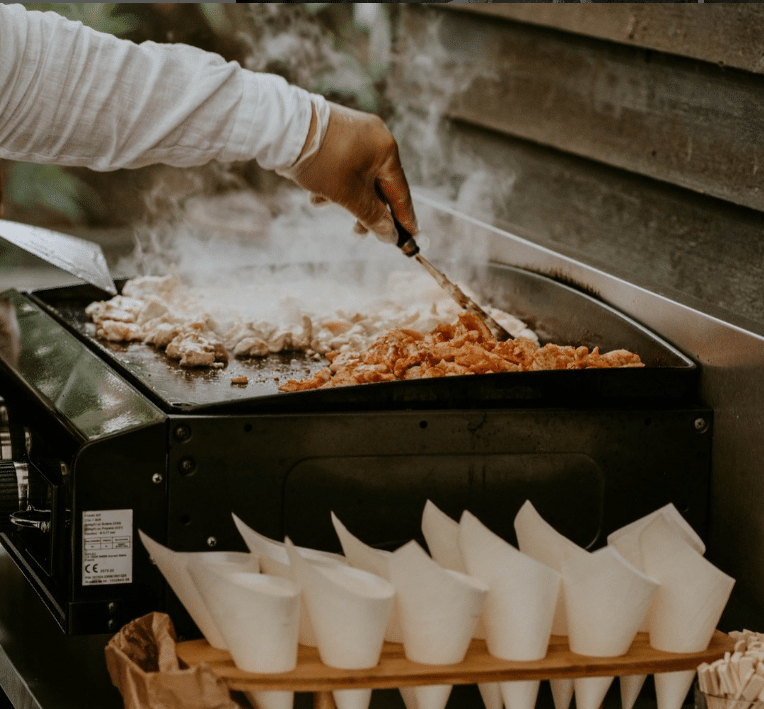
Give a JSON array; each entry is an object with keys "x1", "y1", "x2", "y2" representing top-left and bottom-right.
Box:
[
  {"x1": 620, "y1": 674, "x2": 647, "y2": 709},
  {"x1": 259, "y1": 550, "x2": 347, "y2": 646},
  {"x1": 607, "y1": 504, "x2": 705, "y2": 564},
  {"x1": 196, "y1": 551, "x2": 260, "y2": 575},
  {"x1": 549, "y1": 679, "x2": 573, "y2": 709},
  {"x1": 458, "y1": 511, "x2": 560, "y2": 662},
  {"x1": 333, "y1": 689, "x2": 373, "y2": 709},
  {"x1": 388, "y1": 540, "x2": 487, "y2": 665},
  {"x1": 499, "y1": 680, "x2": 540, "y2": 709},
  {"x1": 574, "y1": 676, "x2": 614, "y2": 709},
  {"x1": 422, "y1": 500, "x2": 468, "y2": 573},
  {"x1": 421, "y1": 500, "x2": 490, "y2": 641},
  {"x1": 138, "y1": 530, "x2": 257, "y2": 650},
  {"x1": 285, "y1": 538, "x2": 394, "y2": 670},
  {"x1": 188, "y1": 565, "x2": 300, "y2": 674},
  {"x1": 232, "y1": 513, "x2": 346, "y2": 648},
  {"x1": 561, "y1": 545, "x2": 657, "y2": 709},
  {"x1": 232, "y1": 513, "x2": 346, "y2": 565},
  {"x1": 479, "y1": 682, "x2": 504, "y2": 709},
  {"x1": 246, "y1": 690, "x2": 294, "y2": 709},
  {"x1": 640, "y1": 517, "x2": 734, "y2": 653},
  {"x1": 654, "y1": 670, "x2": 696, "y2": 709},
  {"x1": 331, "y1": 512, "x2": 403, "y2": 643},
  {"x1": 420, "y1": 508, "x2": 498, "y2": 709},
  {"x1": 259, "y1": 554, "x2": 292, "y2": 577},
  {"x1": 256, "y1": 551, "x2": 324, "y2": 648},
  {"x1": 400, "y1": 685, "x2": 453, "y2": 709},
  {"x1": 400, "y1": 686, "x2": 418, "y2": 709},
  {"x1": 561, "y1": 546, "x2": 658, "y2": 657},
  {"x1": 513, "y1": 500, "x2": 588, "y2": 636},
  {"x1": 332, "y1": 512, "x2": 391, "y2": 578},
  {"x1": 608, "y1": 504, "x2": 705, "y2": 634}
]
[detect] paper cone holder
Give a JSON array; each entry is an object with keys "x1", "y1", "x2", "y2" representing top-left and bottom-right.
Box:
[{"x1": 176, "y1": 630, "x2": 733, "y2": 706}]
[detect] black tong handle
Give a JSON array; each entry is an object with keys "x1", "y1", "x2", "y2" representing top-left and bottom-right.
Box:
[{"x1": 393, "y1": 216, "x2": 420, "y2": 257}]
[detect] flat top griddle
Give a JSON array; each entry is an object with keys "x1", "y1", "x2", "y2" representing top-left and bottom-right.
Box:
[{"x1": 31, "y1": 262, "x2": 699, "y2": 413}]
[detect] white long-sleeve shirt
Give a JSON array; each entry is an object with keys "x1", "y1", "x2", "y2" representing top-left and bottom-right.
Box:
[{"x1": 0, "y1": 3, "x2": 317, "y2": 172}]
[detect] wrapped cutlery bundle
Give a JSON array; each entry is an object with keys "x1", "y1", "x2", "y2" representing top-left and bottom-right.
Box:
[{"x1": 698, "y1": 630, "x2": 764, "y2": 709}]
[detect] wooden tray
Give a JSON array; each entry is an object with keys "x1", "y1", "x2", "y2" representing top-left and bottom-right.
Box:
[{"x1": 176, "y1": 630, "x2": 733, "y2": 693}]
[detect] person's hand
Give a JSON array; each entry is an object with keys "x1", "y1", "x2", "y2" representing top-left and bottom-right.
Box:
[{"x1": 284, "y1": 101, "x2": 418, "y2": 244}]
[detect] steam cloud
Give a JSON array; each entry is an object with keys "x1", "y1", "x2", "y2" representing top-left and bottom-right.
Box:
[{"x1": 115, "y1": 4, "x2": 514, "y2": 308}]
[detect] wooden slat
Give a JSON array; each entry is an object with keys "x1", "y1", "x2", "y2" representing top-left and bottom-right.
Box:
[
  {"x1": 445, "y1": 4, "x2": 764, "y2": 77},
  {"x1": 176, "y1": 631, "x2": 734, "y2": 693},
  {"x1": 398, "y1": 8, "x2": 764, "y2": 214}
]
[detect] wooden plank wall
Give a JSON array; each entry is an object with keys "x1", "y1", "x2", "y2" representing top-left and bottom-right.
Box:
[{"x1": 393, "y1": 5, "x2": 764, "y2": 336}]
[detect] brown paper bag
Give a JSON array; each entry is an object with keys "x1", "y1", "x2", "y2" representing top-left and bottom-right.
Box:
[{"x1": 105, "y1": 612, "x2": 244, "y2": 709}]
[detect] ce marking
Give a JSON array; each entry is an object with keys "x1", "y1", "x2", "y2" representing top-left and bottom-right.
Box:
[{"x1": 84, "y1": 562, "x2": 99, "y2": 574}]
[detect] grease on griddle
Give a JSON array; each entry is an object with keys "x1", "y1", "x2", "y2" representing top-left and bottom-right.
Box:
[{"x1": 533, "y1": 268, "x2": 602, "y2": 300}]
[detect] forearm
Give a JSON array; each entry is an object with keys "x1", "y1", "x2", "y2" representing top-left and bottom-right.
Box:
[{"x1": 0, "y1": 4, "x2": 318, "y2": 172}]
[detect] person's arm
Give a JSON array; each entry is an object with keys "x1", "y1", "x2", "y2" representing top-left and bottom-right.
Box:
[
  {"x1": 0, "y1": 3, "x2": 312, "y2": 171},
  {"x1": 0, "y1": 4, "x2": 416, "y2": 241}
]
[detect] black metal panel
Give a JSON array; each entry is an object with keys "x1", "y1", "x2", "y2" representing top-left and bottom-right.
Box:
[
  {"x1": 70, "y1": 423, "x2": 168, "y2": 635},
  {"x1": 285, "y1": 452, "x2": 604, "y2": 552},
  {"x1": 165, "y1": 405, "x2": 712, "y2": 555}
]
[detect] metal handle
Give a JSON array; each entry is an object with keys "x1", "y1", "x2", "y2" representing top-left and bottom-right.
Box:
[
  {"x1": 0, "y1": 459, "x2": 28, "y2": 534},
  {"x1": 393, "y1": 217, "x2": 420, "y2": 257},
  {"x1": 10, "y1": 507, "x2": 51, "y2": 534}
]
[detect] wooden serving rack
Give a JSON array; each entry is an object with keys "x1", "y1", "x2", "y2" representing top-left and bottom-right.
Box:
[{"x1": 177, "y1": 630, "x2": 733, "y2": 708}]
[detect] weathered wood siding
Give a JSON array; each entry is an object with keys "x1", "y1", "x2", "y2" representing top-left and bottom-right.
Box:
[
  {"x1": 448, "y1": 16, "x2": 763, "y2": 214},
  {"x1": 393, "y1": 5, "x2": 764, "y2": 335},
  {"x1": 450, "y1": 5, "x2": 764, "y2": 76}
]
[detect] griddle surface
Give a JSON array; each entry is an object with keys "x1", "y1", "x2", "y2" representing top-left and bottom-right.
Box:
[{"x1": 33, "y1": 263, "x2": 699, "y2": 413}]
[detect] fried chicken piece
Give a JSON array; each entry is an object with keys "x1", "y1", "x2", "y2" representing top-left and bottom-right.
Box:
[
  {"x1": 437, "y1": 360, "x2": 472, "y2": 376},
  {"x1": 601, "y1": 349, "x2": 644, "y2": 367},
  {"x1": 86, "y1": 296, "x2": 145, "y2": 325},
  {"x1": 121, "y1": 270, "x2": 182, "y2": 301},
  {"x1": 143, "y1": 320, "x2": 183, "y2": 349},
  {"x1": 492, "y1": 338, "x2": 538, "y2": 368},
  {"x1": 454, "y1": 342, "x2": 518, "y2": 374},
  {"x1": 279, "y1": 369, "x2": 332, "y2": 392},
  {"x1": 233, "y1": 337, "x2": 269, "y2": 358},
  {"x1": 136, "y1": 298, "x2": 169, "y2": 325},
  {"x1": 96, "y1": 320, "x2": 144, "y2": 342},
  {"x1": 330, "y1": 365, "x2": 395, "y2": 387},
  {"x1": 165, "y1": 332, "x2": 228, "y2": 368},
  {"x1": 531, "y1": 344, "x2": 573, "y2": 371},
  {"x1": 323, "y1": 321, "x2": 350, "y2": 336}
]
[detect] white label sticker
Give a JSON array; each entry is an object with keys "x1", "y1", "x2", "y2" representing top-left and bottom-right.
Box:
[{"x1": 82, "y1": 509, "x2": 133, "y2": 586}]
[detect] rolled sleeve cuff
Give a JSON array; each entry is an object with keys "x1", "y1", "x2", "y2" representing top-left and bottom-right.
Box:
[{"x1": 231, "y1": 73, "x2": 319, "y2": 172}]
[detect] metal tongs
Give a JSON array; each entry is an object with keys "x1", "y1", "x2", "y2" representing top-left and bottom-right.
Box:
[{"x1": 395, "y1": 219, "x2": 513, "y2": 341}]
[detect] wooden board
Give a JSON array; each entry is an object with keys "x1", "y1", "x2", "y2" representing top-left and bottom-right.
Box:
[{"x1": 176, "y1": 631, "x2": 733, "y2": 693}]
